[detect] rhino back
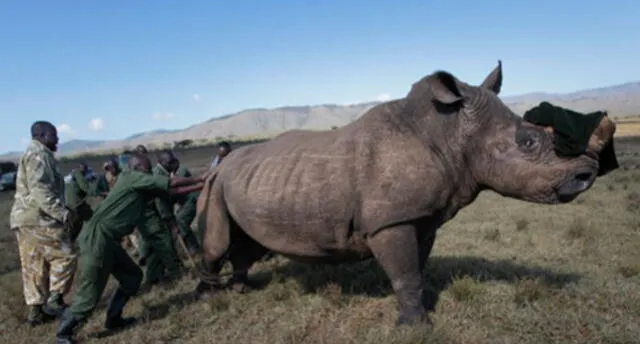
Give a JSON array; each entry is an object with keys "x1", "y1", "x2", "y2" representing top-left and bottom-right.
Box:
[
  {"x1": 220, "y1": 129, "x2": 364, "y2": 255},
  {"x1": 214, "y1": 100, "x2": 453, "y2": 257}
]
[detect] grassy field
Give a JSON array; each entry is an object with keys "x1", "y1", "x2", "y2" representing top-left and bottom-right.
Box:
[
  {"x1": 614, "y1": 120, "x2": 640, "y2": 137},
  {"x1": 1, "y1": 138, "x2": 640, "y2": 343}
]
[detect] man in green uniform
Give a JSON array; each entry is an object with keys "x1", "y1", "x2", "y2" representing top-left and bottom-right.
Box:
[
  {"x1": 55, "y1": 153, "x2": 206, "y2": 344},
  {"x1": 136, "y1": 144, "x2": 148, "y2": 154},
  {"x1": 116, "y1": 145, "x2": 148, "y2": 255},
  {"x1": 94, "y1": 157, "x2": 121, "y2": 197},
  {"x1": 64, "y1": 162, "x2": 98, "y2": 223},
  {"x1": 209, "y1": 141, "x2": 231, "y2": 168},
  {"x1": 94, "y1": 158, "x2": 141, "y2": 252},
  {"x1": 172, "y1": 164, "x2": 201, "y2": 254},
  {"x1": 10, "y1": 121, "x2": 81, "y2": 326},
  {"x1": 137, "y1": 149, "x2": 184, "y2": 289}
]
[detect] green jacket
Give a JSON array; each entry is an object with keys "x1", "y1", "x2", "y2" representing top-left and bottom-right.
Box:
[
  {"x1": 77, "y1": 170, "x2": 171, "y2": 259},
  {"x1": 10, "y1": 140, "x2": 69, "y2": 229},
  {"x1": 65, "y1": 170, "x2": 98, "y2": 209},
  {"x1": 139, "y1": 164, "x2": 174, "y2": 224},
  {"x1": 173, "y1": 166, "x2": 199, "y2": 205},
  {"x1": 94, "y1": 174, "x2": 110, "y2": 196},
  {"x1": 152, "y1": 164, "x2": 175, "y2": 221}
]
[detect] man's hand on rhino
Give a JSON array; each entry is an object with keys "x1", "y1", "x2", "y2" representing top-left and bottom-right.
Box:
[
  {"x1": 169, "y1": 176, "x2": 202, "y2": 187},
  {"x1": 169, "y1": 182, "x2": 205, "y2": 196},
  {"x1": 199, "y1": 170, "x2": 213, "y2": 182}
]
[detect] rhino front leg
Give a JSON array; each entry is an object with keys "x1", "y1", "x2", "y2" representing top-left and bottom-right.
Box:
[
  {"x1": 368, "y1": 223, "x2": 432, "y2": 327},
  {"x1": 418, "y1": 231, "x2": 437, "y2": 273}
]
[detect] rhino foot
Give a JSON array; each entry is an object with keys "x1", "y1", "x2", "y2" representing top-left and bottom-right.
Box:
[
  {"x1": 231, "y1": 282, "x2": 253, "y2": 294},
  {"x1": 230, "y1": 278, "x2": 263, "y2": 294},
  {"x1": 195, "y1": 281, "x2": 225, "y2": 301},
  {"x1": 396, "y1": 308, "x2": 433, "y2": 328}
]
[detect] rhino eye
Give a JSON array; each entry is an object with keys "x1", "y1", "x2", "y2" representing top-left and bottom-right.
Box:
[
  {"x1": 523, "y1": 138, "x2": 536, "y2": 148},
  {"x1": 516, "y1": 131, "x2": 539, "y2": 152}
]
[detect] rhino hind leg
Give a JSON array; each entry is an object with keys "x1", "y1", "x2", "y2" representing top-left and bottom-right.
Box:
[
  {"x1": 195, "y1": 188, "x2": 232, "y2": 299},
  {"x1": 227, "y1": 226, "x2": 270, "y2": 293},
  {"x1": 367, "y1": 223, "x2": 433, "y2": 327}
]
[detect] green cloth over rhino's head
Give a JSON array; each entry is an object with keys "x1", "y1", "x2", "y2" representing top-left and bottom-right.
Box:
[{"x1": 523, "y1": 101, "x2": 619, "y2": 176}]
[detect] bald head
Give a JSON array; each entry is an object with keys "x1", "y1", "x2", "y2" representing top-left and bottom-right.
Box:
[
  {"x1": 78, "y1": 161, "x2": 88, "y2": 174},
  {"x1": 136, "y1": 145, "x2": 148, "y2": 154},
  {"x1": 217, "y1": 141, "x2": 231, "y2": 159},
  {"x1": 128, "y1": 153, "x2": 152, "y2": 173},
  {"x1": 30, "y1": 121, "x2": 59, "y2": 152},
  {"x1": 104, "y1": 156, "x2": 121, "y2": 175},
  {"x1": 157, "y1": 149, "x2": 179, "y2": 173}
]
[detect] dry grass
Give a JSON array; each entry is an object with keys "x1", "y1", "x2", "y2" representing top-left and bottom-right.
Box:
[
  {"x1": 614, "y1": 120, "x2": 640, "y2": 137},
  {"x1": 1, "y1": 144, "x2": 640, "y2": 344}
]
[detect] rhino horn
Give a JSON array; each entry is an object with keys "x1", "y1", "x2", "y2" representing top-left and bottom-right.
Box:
[
  {"x1": 540, "y1": 115, "x2": 615, "y2": 154},
  {"x1": 480, "y1": 60, "x2": 503, "y2": 95},
  {"x1": 588, "y1": 114, "x2": 616, "y2": 154}
]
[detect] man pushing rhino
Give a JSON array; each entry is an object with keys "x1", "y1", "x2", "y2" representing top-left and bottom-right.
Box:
[
  {"x1": 55, "y1": 154, "x2": 209, "y2": 344},
  {"x1": 193, "y1": 60, "x2": 618, "y2": 328}
]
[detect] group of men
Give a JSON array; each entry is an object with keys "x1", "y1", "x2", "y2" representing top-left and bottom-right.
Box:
[{"x1": 9, "y1": 120, "x2": 232, "y2": 343}]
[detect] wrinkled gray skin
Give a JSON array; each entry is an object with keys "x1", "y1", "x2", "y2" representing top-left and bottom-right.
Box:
[{"x1": 195, "y1": 61, "x2": 600, "y2": 327}]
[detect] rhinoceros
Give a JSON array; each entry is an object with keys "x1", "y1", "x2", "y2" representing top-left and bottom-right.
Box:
[{"x1": 194, "y1": 61, "x2": 608, "y2": 327}]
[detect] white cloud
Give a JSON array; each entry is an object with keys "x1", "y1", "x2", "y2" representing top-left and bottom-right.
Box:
[
  {"x1": 375, "y1": 93, "x2": 392, "y2": 102},
  {"x1": 57, "y1": 123, "x2": 73, "y2": 134},
  {"x1": 192, "y1": 93, "x2": 201, "y2": 101},
  {"x1": 152, "y1": 112, "x2": 175, "y2": 121},
  {"x1": 88, "y1": 118, "x2": 104, "y2": 131}
]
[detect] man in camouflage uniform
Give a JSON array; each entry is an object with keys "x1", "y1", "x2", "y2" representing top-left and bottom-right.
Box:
[
  {"x1": 136, "y1": 150, "x2": 184, "y2": 290},
  {"x1": 10, "y1": 121, "x2": 81, "y2": 326},
  {"x1": 55, "y1": 153, "x2": 207, "y2": 344}
]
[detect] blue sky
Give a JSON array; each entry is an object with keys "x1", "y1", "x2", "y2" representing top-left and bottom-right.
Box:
[{"x1": 1, "y1": 0, "x2": 638, "y2": 153}]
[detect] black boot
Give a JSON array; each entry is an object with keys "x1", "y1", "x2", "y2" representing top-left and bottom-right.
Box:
[
  {"x1": 26, "y1": 305, "x2": 46, "y2": 327},
  {"x1": 43, "y1": 292, "x2": 68, "y2": 317},
  {"x1": 55, "y1": 308, "x2": 82, "y2": 344},
  {"x1": 104, "y1": 289, "x2": 137, "y2": 330}
]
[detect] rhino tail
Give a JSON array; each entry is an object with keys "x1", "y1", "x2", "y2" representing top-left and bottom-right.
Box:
[
  {"x1": 196, "y1": 168, "x2": 219, "y2": 242},
  {"x1": 195, "y1": 168, "x2": 232, "y2": 263}
]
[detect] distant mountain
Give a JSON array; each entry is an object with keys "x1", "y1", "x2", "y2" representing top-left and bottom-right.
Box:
[
  {"x1": 2, "y1": 80, "x2": 639, "y2": 158},
  {"x1": 0, "y1": 151, "x2": 21, "y2": 161},
  {"x1": 96, "y1": 102, "x2": 381, "y2": 152},
  {"x1": 503, "y1": 81, "x2": 640, "y2": 117},
  {"x1": 125, "y1": 129, "x2": 180, "y2": 140},
  {"x1": 56, "y1": 139, "x2": 107, "y2": 155},
  {"x1": 0, "y1": 139, "x2": 106, "y2": 160}
]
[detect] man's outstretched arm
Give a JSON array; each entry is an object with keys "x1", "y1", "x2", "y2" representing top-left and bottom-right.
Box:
[{"x1": 169, "y1": 182, "x2": 205, "y2": 196}]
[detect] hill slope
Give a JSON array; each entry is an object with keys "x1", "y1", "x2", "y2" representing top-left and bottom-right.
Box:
[
  {"x1": 95, "y1": 81, "x2": 640, "y2": 153},
  {"x1": 2, "y1": 81, "x2": 639, "y2": 159}
]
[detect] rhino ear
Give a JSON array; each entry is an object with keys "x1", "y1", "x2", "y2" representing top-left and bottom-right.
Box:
[
  {"x1": 426, "y1": 71, "x2": 463, "y2": 105},
  {"x1": 480, "y1": 60, "x2": 503, "y2": 94}
]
